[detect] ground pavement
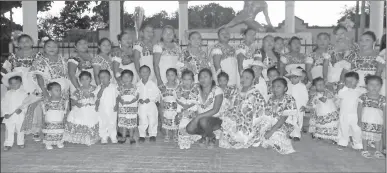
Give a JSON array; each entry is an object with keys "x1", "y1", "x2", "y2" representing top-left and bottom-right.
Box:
[{"x1": 0, "y1": 124, "x2": 385, "y2": 172}]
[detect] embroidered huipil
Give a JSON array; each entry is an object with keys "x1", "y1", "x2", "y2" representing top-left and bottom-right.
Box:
[
  {"x1": 177, "y1": 48, "x2": 210, "y2": 82},
  {"x1": 117, "y1": 86, "x2": 139, "y2": 129},
  {"x1": 236, "y1": 42, "x2": 260, "y2": 69},
  {"x1": 133, "y1": 41, "x2": 155, "y2": 82},
  {"x1": 211, "y1": 44, "x2": 240, "y2": 86},
  {"x1": 153, "y1": 43, "x2": 181, "y2": 84},
  {"x1": 42, "y1": 98, "x2": 67, "y2": 146},
  {"x1": 359, "y1": 94, "x2": 386, "y2": 142},
  {"x1": 160, "y1": 84, "x2": 179, "y2": 130}
]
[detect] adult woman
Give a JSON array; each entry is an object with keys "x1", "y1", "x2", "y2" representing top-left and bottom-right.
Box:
[
  {"x1": 236, "y1": 28, "x2": 259, "y2": 75},
  {"x1": 186, "y1": 68, "x2": 223, "y2": 148},
  {"x1": 376, "y1": 34, "x2": 386, "y2": 96},
  {"x1": 255, "y1": 77, "x2": 298, "y2": 154},
  {"x1": 274, "y1": 36, "x2": 286, "y2": 55},
  {"x1": 280, "y1": 36, "x2": 307, "y2": 76},
  {"x1": 133, "y1": 24, "x2": 156, "y2": 82},
  {"x1": 92, "y1": 38, "x2": 113, "y2": 85},
  {"x1": 256, "y1": 35, "x2": 281, "y2": 81},
  {"x1": 68, "y1": 37, "x2": 94, "y2": 92},
  {"x1": 220, "y1": 68, "x2": 266, "y2": 149},
  {"x1": 177, "y1": 31, "x2": 210, "y2": 83},
  {"x1": 345, "y1": 31, "x2": 380, "y2": 87},
  {"x1": 153, "y1": 25, "x2": 181, "y2": 86},
  {"x1": 211, "y1": 28, "x2": 239, "y2": 86},
  {"x1": 112, "y1": 31, "x2": 138, "y2": 84},
  {"x1": 305, "y1": 33, "x2": 333, "y2": 82}
]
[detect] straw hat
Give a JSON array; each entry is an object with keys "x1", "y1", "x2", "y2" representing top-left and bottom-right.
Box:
[
  {"x1": 2, "y1": 71, "x2": 23, "y2": 87},
  {"x1": 285, "y1": 68, "x2": 303, "y2": 78}
]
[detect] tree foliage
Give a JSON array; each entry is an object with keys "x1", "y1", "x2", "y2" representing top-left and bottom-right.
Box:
[{"x1": 337, "y1": 1, "x2": 386, "y2": 28}]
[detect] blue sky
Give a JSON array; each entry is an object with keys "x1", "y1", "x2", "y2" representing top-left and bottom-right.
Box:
[{"x1": 5, "y1": 1, "x2": 357, "y2": 27}]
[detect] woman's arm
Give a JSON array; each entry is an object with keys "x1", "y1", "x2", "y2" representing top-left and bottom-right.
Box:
[
  {"x1": 93, "y1": 65, "x2": 101, "y2": 85},
  {"x1": 133, "y1": 50, "x2": 142, "y2": 75},
  {"x1": 237, "y1": 53, "x2": 246, "y2": 75},
  {"x1": 153, "y1": 52, "x2": 162, "y2": 86},
  {"x1": 279, "y1": 61, "x2": 286, "y2": 77},
  {"x1": 357, "y1": 102, "x2": 363, "y2": 126},
  {"x1": 322, "y1": 59, "x2": 329, "y2": 82},
  {"x1": 266, "y1": 116, "x2": 287, "y2": 138},
  {"x1": 375, "y1": 62, "x2": 385, "y2": 77},
  {"x1": 213, "y1": 55, "x2": 222, "y2": 72},
  {"x1": 36, "y1": 75, "x2": 49, "y2": 98},
  {"x1": 197, "y1": 94, "x2": 223, "y2": 118},
  {"x1": 112, "y1": 61, "x2": 121, "y2": 83},
  {"x1": 305, "y1": 63, "x2": 313, "y2": 83},
  {"x1": 68, "y1": 62, "x2": 80, "y2": 89}
]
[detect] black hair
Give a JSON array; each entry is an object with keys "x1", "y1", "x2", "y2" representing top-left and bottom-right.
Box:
[
  {"x1": 140, "y1": 23, "x2": 153, "y2": 31},
  {"x1": 267, "y1": 66, "x2": 280, "y2": 75},
  {"x1": 43, "y1": 39, "x2": 57, "y2": 48},
  {"x1": 17, "y1": 34, "x2": 33, "y2": 43},
  {"x1": 274, "y1": 36, "x2": 284, "y2": 42},
  {"x1": 79, "y1": 71, "x2": 92, "y2": 79},
  {"x1": 97, "y1": 38, "x2": 112, "y2": 54},
  {"x1": 241, "y1": 28, "x2": 256, "y2": 36},
  {"x1": 188, "y1": 31, "x2": 201, "y2": 40},
  {"x1": 160, "y1": 25, "x2": 177, "y2": 43},
  {"x1": 365, "y1": 75, "x2": 383, "y2": 85},
  {"x1": 47, "y1": 82, "x2": 61, "y2": 91},
  {"x1": 261, "y1": 35, "x2": 281, "y2": 68},
  {"x1": 117, "y1": 31, "x2": 131, "y2": 42},
  {"x1": 217, "y1": 27, "x2": 227, "y2": 37},
  {"x1": 362, "y1": 31, "x2": 377, "y2": 42},
  {"x1": 181, "y1": 69, "x2": 194, "y2": 80},
  {"x1": 344, "y1": 71, "x2": 359, "y2": 81},
  {"x1": 296, "y1": 66, "x2": 307, "y2": 74},
  {"x1": 139, "y1": 65, "x2": 151, "y2": 72},
  {"x1": 243, "y1": 68, "x2": 255, "y2": 79},
  {"x1": 75, "y1": 36, "x2": 88, "y2": 45},
  {"x1": 8, "y1": 76, "x2": 22, "y2": 84},
  {"x1": 333, "y1": 25, "x2": 348, "y2": 35},
  {"x1": 166, "y1": 68, "x2": 178, "y2": 76},
  {"x1": 198, "y1": 68, "x2": 216, "y2": 90},
  {"x1": 98, "y1": 69, "x2": 111, "y2": 77},
  {"x1": 288, "y1": 36, "x2": 301, "y2": 46},
  {"x1": 312, "y1": 77, "x2": 324, "y2": 86},
  {"x1": 380, "y1": 34, "x2": 386, "y2": 51},
  {"x1": 217, "y1": 71, "x2": 229, "y2": 81},
  {"x1": 272, "y1": 77, "x2": 288, "y2": 92},
  {"x1": 121, "y1": 69, "x2": 134, "y2": 77}
]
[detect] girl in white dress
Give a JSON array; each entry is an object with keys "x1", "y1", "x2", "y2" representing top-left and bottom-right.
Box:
[
  {"x1": 176, "y1": 70, "x2": 201, "y2": 149},
  {"x1": 280, "y1": 37, "x2": 307, "y2": 77},
  {"x1": 211, "y1": 28, "x2": 239, "y2": 86},
  {"x1": 63, "y1": 71, "x2": 99, "y2": 146},
  {"x1": 42, "y1": 82, "x2": 67, "y2": 150},
  {"x1": 68, "y1": 37, "x2": 95, "y2": 93},
  {"x1": 134, "y1": 24, "x2": 156, "y2": 82},
  {"x1": 358, "y1": 75, "x2": 385, "y2": 159},
  {"x1": 93, "y1": 38, "x2": 114, "y2": 85},
  {"x1": 159, "y1": 68, "x2": 179, "y2": 142},
  {"x1": 112, "y1": 31, "x2": 138, "y2": 85},
  {"x1": 153, "y1": 25, "x2": 181, "y2": 87},
  {"x1": 117, "y1": 70, "x2": 139, "y2": 144},
  {"x1": 236, "y1": 28, "x2": 259, "y2": 75}
]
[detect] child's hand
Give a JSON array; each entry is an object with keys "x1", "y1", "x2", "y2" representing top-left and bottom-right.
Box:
[
  {"x1": 144, "y1": 99, "x2": 150, "y2": 104},
  {"x1": 357, "y1": 121, "x2": 362, "y2": 127},
  {"x1": 139, "y1": 99, "x2": 144, "y2": 104},
  {"x1": 15, "y1": 109, "x2": 22, "y2": 114},
  {"x1": 300, "y1": 106, "x2": 306, "y2": 112},
  {"x1": 75, "y1": 102, "x2": 82, "y2": 108},
  {"x1": 319, "y1": 97, "x2": 327, "y2": 103},
  {"x1": 4, "y1": 114, "x2": 11, "y2": 119},
  {"x1": 264, "y1": 130, "x2": 273, "y2": 139},
  {"x1": 121, "y1": 58, "x2": 132, "y2": 65}
]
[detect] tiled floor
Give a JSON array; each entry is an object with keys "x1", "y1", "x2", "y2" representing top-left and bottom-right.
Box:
[{"x1": 0, "y1": 124, "x2": 385, "y2": 172}]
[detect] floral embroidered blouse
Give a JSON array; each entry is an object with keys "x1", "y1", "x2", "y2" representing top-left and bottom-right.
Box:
[
  {"x1": 68, "y1": 54, "x2": 93, "y2": 71},
  {"x1": 265, "y1": 94, "x2": 298, "y2": 135},
  {"x1": 3, "y1": 52, "x2": 40, "y2": 72},
  {"x1": 133, "y1": 41, "x2": 153, "y2": 57},
  {"x1": 30, "y1": 53, "x2": 68, "y2": 81},
  {"x1": 92, "y1": 55, "x2": 112, "y2": 70},
  {"x1": 211, "y1": 43, "x2": 237, "y2": 61},
  {"x1": 197, "y1": 86, "x2": 224, "y2": 117},
  {"x1": 178, "y1": 48, "x2": 211, "y2": 76},
  {"x1": 71, "y1": 86, "x2": 97, "y2": 107},
  {"x1": 359, "y1": 94, "x2": 386, "y2": 111}
]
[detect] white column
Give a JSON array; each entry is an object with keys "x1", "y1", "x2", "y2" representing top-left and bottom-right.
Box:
[
  {"x1": 109, "y1": 1, "x2": 121, "y2": 46},
  {"x1": 179, "y1": 1, "x2": 189, "y2": 45},
  {"x1": 22, "y1": 1, "x2": 38, "y2": 45},
  {"x1": 285, "y1": 1, "x2": 295, "y2": 33},
  {"x1": 369, "y1": 1, "x2": 384, "y2": 41}
]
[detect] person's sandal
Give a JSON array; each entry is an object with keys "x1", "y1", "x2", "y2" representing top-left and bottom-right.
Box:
[
  {"x1": 117, "y1": 137, "x2": 126, "y2": 144},
  {"x1": 164, "y1": 136, "x2": 170, "y2": 142},
  {"x1": 129, "y1": 139, "x2": 136, "y2": 145},
  {"x1": 361, "y1": 150, "x2": 372, "y2": 159},
  {"x1": 207, "y1": 137, "x2": 216, "y2": 149},
  {"x1": 374, "y1": 151, "x2": 385, "y2": 159}
]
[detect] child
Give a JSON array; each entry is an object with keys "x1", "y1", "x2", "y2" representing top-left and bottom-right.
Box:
[
  {"x1": 42, "y1": 82, "x2": 67, "y2": 150},
  {"x1": 286, "y1": 68, "x2": 309, "y2": 141},
  {"x1": 176, "y1": 70, "x2": 201, "y2": 149},
  {"x1": 266, "y1": 67, "x2": 280, "y2": 97},
  {"x1": 159, "y1": 68, "x2": 179, "y2": 142},
  {"x1": 336, "y1": 72, "x2": 366, "y2": 150},
  {"x1": 217, "y1": 71, "x2": 236, "y2": 115},
  {"x1": 1, "y1": 72, "x2": 28, "y2": 151},
  {"x1": 117, "y1": 70, "x2": 139, "y2": 144},
  {"x1": 307, "y1": 77, "x2": 339, "y2": 142},
  {"x1": 63, "y1": 71, "x2": 99, "y2": 146},
  {"x1": 358, "y1": 75, "x2": 385, "y2": 158},
  {"x1": 96, "y1": 70, "x2": 119, "y2": 144},
  {"x1": 137, "y1": 65, "x2": 161, "y2": 143},
  {"x1": 250, "y1": 60, "x2": 268, "y2": 101}
]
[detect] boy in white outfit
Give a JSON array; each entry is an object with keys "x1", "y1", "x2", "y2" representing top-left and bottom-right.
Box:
[
  {"x1": 96, "y1": 70, "x2": 119, "y2": 144},
  {"x1": 286, "y1": 68, "x2": 309, "y2": 141},
  {"x1": 137, "y1": 65, "x2": 161, "y2": 143},
  {"x1": 336, "y1": 71, "x2": 366, "y2": 150},
  {"x1": 1, "y1": 72, "x2": 28, "y2": 151}
]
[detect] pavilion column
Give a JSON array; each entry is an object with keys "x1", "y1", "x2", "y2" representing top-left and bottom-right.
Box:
[
  {"x1": 22, "y1": 1, "x2": 38, "y2": 45},
  {"x1": 178, "y1": 1, "x2": 189, "y2": 45},
  {"x1": 109, "y1": 1, "x2": 121, "y2": 46},
  {"x1": 285, "y1": 1, "x2": 295, "y2": 33},
  {"x1": 369, "y1": 1, "x2": 384, "y2": 41}
]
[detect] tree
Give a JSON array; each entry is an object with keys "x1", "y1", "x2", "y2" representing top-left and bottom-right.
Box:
[
  {"x1": 188, "y1": 3, "x2": 236, "y2": 29},
  {"x1": 337, "y1": 1, "x2": 386, "y2": 28}
]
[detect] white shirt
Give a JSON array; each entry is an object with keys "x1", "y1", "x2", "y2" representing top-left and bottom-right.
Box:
[
  {"x1": 337, "y1": 86, "x2": 367, "y2": 115},
  {"x1": 1, "y1": 88, "x2": 28, "y2": 124},
  {"x1": 254, "y1": 77, "x2": 268, "y2": 102},
  {"x1": 287, "y1": 82, "x2": 309, "y2": 110},
  {"x1": 136, "y1": 79, "x2": 160, "y2": 103},
  {"x1": 96, "y1": 83, "x2": 119, "y2": 110}
]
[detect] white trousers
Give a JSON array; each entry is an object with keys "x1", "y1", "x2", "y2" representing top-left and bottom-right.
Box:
[
  {"x1": 4, "y1": 120, "x2": 25, "y2": 147},
  {"x1": 98, "y1": 108, "x2": 118, "y2": 141},
  {"x1": 138, "y1": 102, "x2": 158, "y2": 137},
  {"x1": 290, "y1": 111, "x2": 304, "y2": 138},
  {"x1": 337, "y1": 113, "x2": 363, "y2": 149}
]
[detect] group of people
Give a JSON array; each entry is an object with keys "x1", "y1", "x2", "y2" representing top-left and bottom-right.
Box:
[{"x1": 1, "y1": 23, "x2": 386, "y2": 158}]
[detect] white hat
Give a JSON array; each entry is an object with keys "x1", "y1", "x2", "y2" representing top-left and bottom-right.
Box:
[
  {"x1": 250, "y1": 60, "x2": 267, "y2": 69},
  {"x1": 285, "y1": 68, "x2": 303, "y2": 78},
  {"x1": 2, "y1": 71, "x2": 23, "y2": 87}
]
